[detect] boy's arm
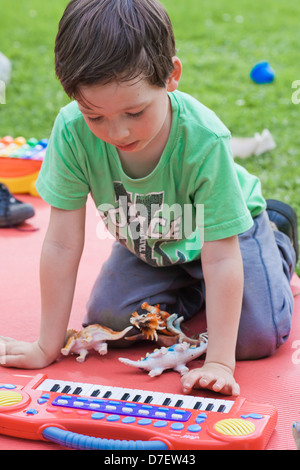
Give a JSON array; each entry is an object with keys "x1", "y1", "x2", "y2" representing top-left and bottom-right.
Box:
[
  {"x1": 0, "y1": 205, "x2": 86, "y2": 369},
  {"x1": 181, "y1": 235, "x2": 243, "y2": 396}
]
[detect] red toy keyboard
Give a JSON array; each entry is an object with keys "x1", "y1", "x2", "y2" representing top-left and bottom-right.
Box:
[{"x1": 0, "y1": 374, "x2": 277, "y2": 450}]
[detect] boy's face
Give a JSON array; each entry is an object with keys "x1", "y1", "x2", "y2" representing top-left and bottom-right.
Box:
[{"x1": 77, "y1": 73, "x2": 176, "y2": 159}]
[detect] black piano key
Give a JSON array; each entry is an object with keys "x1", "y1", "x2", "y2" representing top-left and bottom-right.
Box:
[
  {"x1": 193, "y1": 401, "x2": 202, "y2": 410},
  {"x1": 205, "y1": 403, "x2": 214, "y2": 411},
  {"x1": 133, "y1": 394, "x2": 142, "y2": 402},
  {"x1": 175, "y1": 399, "x2": 184, "y2": 408},
  {"x1": 50, "y1": 384, "x2": 60, "y2": 392},
  {"x1": 144, "y1": 395, "x2": 153, "y2": 404},
  {"x1": 217, "y1": 404, "x2": 226, "y2": 413},
  {"x1": 103, "y1": 391, "x2": 112, "y2": 398},
  {"x1": 61, "y1": 385, "x2": 71, "y2": 394},
  {"x1": 91, "y1": 389, "x2": 101, "y2": 397},
  {"x1": 162, "y1": 398, "x2": 171, "y2": 406},
  {"x1": 73, "y1": 387, "x2": 83, "y2": 395},
  {"x1": 121, "y1": 393, "x2": 130, "y2": 401}
]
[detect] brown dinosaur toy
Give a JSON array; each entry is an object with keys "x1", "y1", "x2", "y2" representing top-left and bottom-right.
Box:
[{"x1": 61, "y1": 324, "x2": 133, "y2": 362}]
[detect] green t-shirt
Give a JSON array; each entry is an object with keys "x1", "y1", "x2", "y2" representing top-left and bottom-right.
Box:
[{"x1": 36, "y1": 90, "x2": 266, "y2": 267}]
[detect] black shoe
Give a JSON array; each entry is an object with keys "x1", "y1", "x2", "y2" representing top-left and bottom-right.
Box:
[
  {"x1": 0, "y1": 183, "x2": 35, "y2": 227},
  {"x1": 266, "y1": 199, "x2": 299, "y2": 262}
]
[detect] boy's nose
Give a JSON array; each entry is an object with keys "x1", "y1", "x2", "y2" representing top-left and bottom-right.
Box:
[{"x1": 108, "y1": 122, "x2": 130, "y2": 143}]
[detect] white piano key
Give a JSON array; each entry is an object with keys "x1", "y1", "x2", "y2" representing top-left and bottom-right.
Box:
[
  {"x1": 36, "y1": 378, "x2": 61, "y2": 391},
  {"x1": 154, "y1": 392, "x2": 195, "y2": 408},
  {"x1": 55, "y1": 381, "x2": 73, "y2": 393},
  {"x1": 216, "y1": 399, "x2": 235, "y2": 413},
  {"x1": 85, "y1": 384, "x2": 105, "y2": 397},
  {"x1": 148, "y1": 391, "x2": 166, "y2": 405},
  {"x1": 199, "y1": 398, "x2": 216, "y2": 411},
  {"x1": 106, "y1": 386, "x2": 128, "y2": 400},
  {"x1": 97, "y1": 385, "x2": 115, "y2": 399},
  {"x1": 131, "y1": 389, "x2": 158, "y2": 404},
  {"x1": 209, "y1": 398, "x2": 226, "y2": 413},
  {"x1": 40, "y1": 379, "x2": 70, "y2": 393},
  {"x1": 71, "y1": 382, "x2": 95, "y2": 396},
  {"x1": 154, "y1": 393, "x2": 174, "y2": 407},
  {"x1": 154, "y1": 393, "x2": 183, "y2": 408},
  {"x1": 123, "y1": 389, "x2": 143, "y2": 402},
  {"x1": 165, "y1": 393, "x2": 198, "y2": 409},
  {"x1": 187, "y1": 396, "x2": 206, "y2": 410}
]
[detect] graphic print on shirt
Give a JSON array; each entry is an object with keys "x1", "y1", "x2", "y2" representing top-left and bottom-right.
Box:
[{"x1": 97, "y1": 182, "x2": 187, "y2": 267}]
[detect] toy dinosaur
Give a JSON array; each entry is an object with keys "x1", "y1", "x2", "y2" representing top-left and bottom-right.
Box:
[
  {"x1": 61, "y1": 324, "x2": 133, "y2": 362},
  {"x1": 129, "y1": 303, "x2": 206, "y2": 346},
  {"x1": 119, "y1": 333, "x2": 208, "y2": 377},
  {"x1": 129, "y1": 302, "x2": 173, "y2": 341}
]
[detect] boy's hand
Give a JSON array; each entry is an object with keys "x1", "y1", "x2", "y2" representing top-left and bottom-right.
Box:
[
  {"x1": 181, "y1": 362, "x2": 240, "y2": 397},
  {"x1": 0, "y1": 337, "x2": 56, "y2": 369}
]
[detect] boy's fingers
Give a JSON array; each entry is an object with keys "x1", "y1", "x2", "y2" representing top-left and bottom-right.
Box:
[
  {"x1": 231, "y1": 382, "x2": 240, "y2": 397},
  {"x1": 0, "y1": 355, "x2": 16, "y2": 368},
  {"x1": 181, "y1": 369, "x2": 201, "y2": 393},
  {"x1": 199, "y1": 373, "x2": 215, "y2": 388},
  {"x1": 181, "y1": 368, "x2": 211, "y2": 393},
  {"x1": 0, "y1": 341, "x2": 27, "y2": 368},
  {"x1": 0, "y1": 341, "x2": 6, "y2": 365},
  {"x1": 212, "y1": 377, "x2": 226, "y2": 392},
  {"x1": 213, "y1": 379, "x2": 240, "y2": 396},
  {"x1": 181, "y1": 368, "x2": 240, "y2": 397}
]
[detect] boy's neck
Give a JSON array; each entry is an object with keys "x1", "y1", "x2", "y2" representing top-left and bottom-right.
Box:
[{"x1": 117, "y1": 97, "x2": 173, "y2": 179}]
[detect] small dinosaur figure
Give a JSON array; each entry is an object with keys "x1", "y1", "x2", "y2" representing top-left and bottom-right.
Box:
[
  {"x1": 61, "y1": 324, "x2": 133, "y2": 362},
  {"x1": 130, "y1": 302, "x2": 173, "y2": 341},
  {"x1": 119, "y1": 333, "x2": 208, "y2": 377},
  {"x1": 129, "y1": 304, "x2": 207, "y2": 347}
]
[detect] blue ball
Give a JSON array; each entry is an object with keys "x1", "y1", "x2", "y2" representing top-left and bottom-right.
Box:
[{"x1": 250, "y1": 61, "x2": 275, "y2": 84}]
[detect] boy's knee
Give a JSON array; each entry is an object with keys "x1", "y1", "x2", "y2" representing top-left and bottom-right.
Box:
[
  {"x1": 236, "y1": 334, "x2": 277, "y2": 360},
  {"x1": 236, "y1": 287, "x2": 293, "y2": 360},
  {"x1": 84, "y1": 296, "x2": 143, "y2": 348},
  {"x1": 236, "y1": 321, "x2": 291, "y2": 360},
  {"x1": 84, "y1": 298, "x2": 131, "y2": 331},
  {"x1": 84, "y1": 293, "x2": 138, "y2": 333}
]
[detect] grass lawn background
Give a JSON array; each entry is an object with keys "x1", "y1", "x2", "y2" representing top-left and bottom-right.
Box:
[{"x1": 0, "y1": 0, "x2": 299, "y2": 273}]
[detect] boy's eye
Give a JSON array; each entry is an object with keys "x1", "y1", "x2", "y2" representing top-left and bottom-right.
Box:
[
  {"x1": 126, "y1": 110, "x2": 144, "y2": 118},
  {"x1": 88, "y1": 116, "x2": 103, "y2": 123}
]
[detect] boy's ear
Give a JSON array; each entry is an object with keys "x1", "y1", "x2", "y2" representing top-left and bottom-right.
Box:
[{"x1": 167, "y1": 57, "x2": 182, "y2": 92}]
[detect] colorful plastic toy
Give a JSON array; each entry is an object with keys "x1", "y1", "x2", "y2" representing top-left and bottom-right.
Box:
[
  {"x1": 119, "y1": 335, "x2": 208, "y2": 377},
  {"x1": 128, "y1": 304, "x2": 207, "y2": 346},
  {"x1": 250, "y1": 61, "x2": 275, "y2": 84},
  {"x1": 0, "y1": 373, "x2": 278, "y2": 450},
  {"x1": 0, "y1": 136, "x2": 48, "y2": 196},
  {"x1": 130, "y1": 302, "x2": 174, "y2": 341},
  {"x1": 61, "y1": 324, "x2": 133, "y2": 362}
]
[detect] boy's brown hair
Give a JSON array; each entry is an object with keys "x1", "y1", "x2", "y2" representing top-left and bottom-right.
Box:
[{"x1": 55, "y1": 0, "x2": 176, "y2": 99}]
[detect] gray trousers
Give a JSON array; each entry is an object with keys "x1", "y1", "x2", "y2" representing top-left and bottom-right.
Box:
[{"x1": 84, "y1": 211, "x2": 296, "y2": 360}]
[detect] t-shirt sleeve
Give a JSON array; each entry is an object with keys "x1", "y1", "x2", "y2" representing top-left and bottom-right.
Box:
[
  {"x1": 194, "y1": 135, "x2": 254, "y2": 241},
  {"x1": 36, "y1": 112, "x2": 90, "y2": 209}
]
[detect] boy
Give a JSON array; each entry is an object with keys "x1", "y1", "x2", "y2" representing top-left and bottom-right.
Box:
[{"x1": 0, "y1": 0, "x2": 297, "y2": 397}]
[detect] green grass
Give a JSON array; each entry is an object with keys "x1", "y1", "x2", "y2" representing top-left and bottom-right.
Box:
[
  {"x1": 0, "y1": 0, "x2": 69, "y2": 137},
  {"x1": 0, "y1": 0, "x2": 299, "y2": 272}
]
